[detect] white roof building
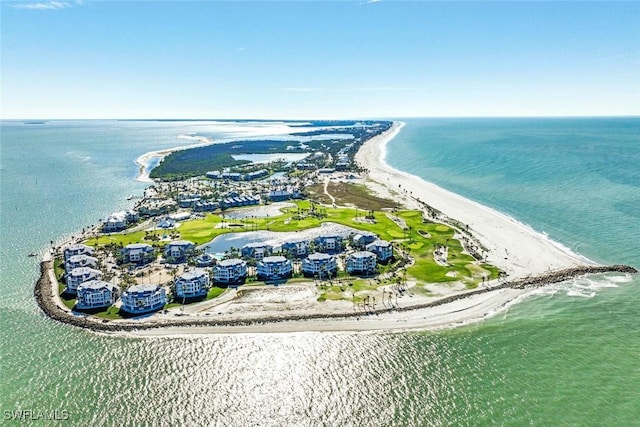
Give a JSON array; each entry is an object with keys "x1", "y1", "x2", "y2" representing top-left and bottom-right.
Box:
[
  {"x1": 120, "y1": 284, "x2": 166, "y2": 315},
  {"x1": 257, "y1": 256, "x2": 293, "y2": 281},
  {"x1": 366, "y1": 240, "x2": 394, "y2": 262},
  {"x1": 63, "y1": 244, "x2": 94, "y2": 262},
  {"x1": 65, "y1": 254, "x2": 98, "y2": 272},
  {"x1": 164, "y1": 240, "x2": 196, "y2": 263},
  {"x1": 213, "y1": 258, "x2": 248, "y2": 286},
  {"x1": 65, "y1": 267, "x2": 103, "y2": 294},
  {"x1": 121, "y1": 243, "x2": 155, "y2": 265},
  {"x1": 76, "y1": 280, "x2": 119, "y2": 310},
  {"x1": 346, "y1": 251, "x2": 377, "y2": 275},
  {"x1": 302, "y1": 252, "x2": 337, "y2": 278},
  {"x1": 175, "y1": 268, "x2": 210, "y2": 299}
]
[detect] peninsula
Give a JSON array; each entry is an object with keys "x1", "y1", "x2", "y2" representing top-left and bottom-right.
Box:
[{"x1": 34, "y1": 121, "x2": 637, "y2": 335}]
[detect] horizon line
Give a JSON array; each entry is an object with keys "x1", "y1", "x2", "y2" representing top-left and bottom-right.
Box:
[{"x1": 2, "y1": 114, "x2": 639, "y2": 121}]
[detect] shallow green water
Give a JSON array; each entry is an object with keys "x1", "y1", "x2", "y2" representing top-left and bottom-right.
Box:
[{"x1": 1, "y1": 119, "x2": 638, "y2": 426}]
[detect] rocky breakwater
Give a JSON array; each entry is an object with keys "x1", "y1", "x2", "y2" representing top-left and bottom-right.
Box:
[{"x1": 34, "y1": 259, "x2": 637, "y2": 333}]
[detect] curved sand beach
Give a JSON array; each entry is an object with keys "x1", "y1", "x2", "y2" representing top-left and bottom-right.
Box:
[
  {"x1": 135, "y1": 135, "x2": 214, "y2": 182},
  {"x1": 355, "y1": 122, "x2": 595, "y2": 279}
]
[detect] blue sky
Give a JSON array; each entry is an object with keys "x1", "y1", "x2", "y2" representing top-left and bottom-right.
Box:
[{"x1": 1, "y1": 1, "x2": 639, "y2": 119}]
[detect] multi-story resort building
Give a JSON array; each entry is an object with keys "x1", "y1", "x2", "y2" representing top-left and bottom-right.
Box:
[
  {"x1": 213, "y1": 258, "x2": 248, "y2": 286},
  {"x1": 138, "y1": 200, "x2": 178, "y2": 217},
  {"x1": 76, "y1": 280, "x2": 119, "y2": 310},
  {"x1": 314, "y1": 234, "x2": 344, "y2": 254},
  {"x1": 194, "y1": 201, "x2": 218, "y2": 212},
  {"x1": 65, "y1": 254, "x2": 98, "y2": 272},
  {"x1": 65, "y1": 267, "x2": 103, "y2": 294},
  {"x1": 121, "y1": 243, "x2": 156, "y2": 266},
  {"x1": 351, "y1": 233, "x2": 377, "y2": 249},
  {"x1": 241, "y1": 242, "x2": 273, "y2": 260},
  {"x1": 157, "y1": 217, "x2": 176, "y2": 229},
  {"x1": 281, "y1": 239, "x2": 310, "y2": 258},
  {"x1": 102, "y1": 209, "x2": 138, "y2": 232},
  {"x1": 222, "y1": 172, "x2": 242, "y2": 181},
  {"x1": 268, "y1": 190, "x2": 293, "y2": 202},
  {"x1": 346, "y1": 251, "x2": 377, "y2": 275},
  {"x1": 257, "y1": 256, "x2": 293, "y2": 281},
  {"x1": 175, "y1": 268, "x2": 210, "y2": 299},
  {"x1": 178, "y1": 194, "x2": 201, "y2": 209},
  {"x1": 63, "y1": 243, "x2": 94, "y2": 262},
  {"x1": 163, "y1": 240, "x2": 196, "y2": 263},
  {"x1": 245, "y1": 169, "x2": 268, "y2": 180},
  {"x1": 366, "y1": 240, "x2": 394, "y2": 263},
  {"x1": 302, "y1": 252, "x2": 338, "y2": 278},
  {"x1": 120, "y1": 284, "x2": 167, "y2": 315},
  {"x1": 219, "y1": 195, "x2": 260, "y2": 209},
  {"x1": 195, "y1": 253, "x2": 215, "y2": 267}
]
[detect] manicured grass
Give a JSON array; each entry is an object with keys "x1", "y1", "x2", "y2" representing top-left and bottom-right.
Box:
[
  {"x1": 54, "y1": 258, "x2": 65, "y2": 283},
  {"x1": 61, "y1": 297, "x2": 76, "y2": 309},
  {"x1": 95, "y1": 306, "x2": 122, "y2": 320},
  {"x1": 316, "y1": 278, "x2": 382, "y2": 302},
  {"x1": 85, "y1": 201, "x2": 500, "y2": 294},
  {"x1": 206, "y1": 287, "x2": 225, "y2": 300}
]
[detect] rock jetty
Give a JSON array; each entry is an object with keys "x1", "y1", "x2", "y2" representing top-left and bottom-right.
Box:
[{"x1": 34, "y1": 259, "x2": 637, "y2": 333}]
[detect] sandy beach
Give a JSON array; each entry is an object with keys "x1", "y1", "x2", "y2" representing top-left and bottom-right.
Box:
[
  {"x1": 355, "y1": 122, "x2": 595, "y2": 279},
  {"x1": 123, "y1": 287, "x2": 529, "y2": 337},
  {"x1": 135, "y1": 135, "x2": 214, "y2": 182}
]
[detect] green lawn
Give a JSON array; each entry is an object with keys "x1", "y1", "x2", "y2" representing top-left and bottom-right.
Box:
[
  {"x1": 206, "y1": 286, "x2": 225, "y2": 300},
  {"x1": 95, "y1": 306, "x2": 122, "y2": 320},
  {"x1": 85, "y1": 201, "x2": 500, "y2": 296},
  {"x1": 61, "y1": 296, "x2": 76, "y2": 309}
]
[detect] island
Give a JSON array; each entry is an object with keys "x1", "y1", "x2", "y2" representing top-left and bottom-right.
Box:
[{"x1": 34, "y1": 120, "x2": 637, "y2": 335}]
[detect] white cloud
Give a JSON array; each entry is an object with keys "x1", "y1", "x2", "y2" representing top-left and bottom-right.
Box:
[{"x1": 11, "y1": 1, "x2": 73, "y2": 10}]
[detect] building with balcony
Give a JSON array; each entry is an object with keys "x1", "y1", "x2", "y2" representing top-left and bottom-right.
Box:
[
  {"x1": 301, "y1": 252, "x2": 337, "y2": 278},
  {"x1": 76, "y1": 280, "x2": 119, "y2": 310},
  {"x1": 120, "y1": 284, "x2": 166, "y2": 315},
  {"x1": 257, "y1": 256, "x2": 293, "y2": 281},
  {"x1": 175, "y1": 268, "x2": 210, "y2": 299},
  {"x1": 346, "y1": 251, "x2": 377, "y2": 276},
  {"x1": 213, "y1": 258, "x2": 248, "y2": 286}
]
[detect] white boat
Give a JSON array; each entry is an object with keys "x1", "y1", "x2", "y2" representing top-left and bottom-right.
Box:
[{"x1": 126, "y1": 194, "x2": 133, "y2": 200}]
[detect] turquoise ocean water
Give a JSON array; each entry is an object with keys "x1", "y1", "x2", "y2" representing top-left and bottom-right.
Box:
[{"x1": 1, "y1": 118, "x2": 638, "y2": 426}]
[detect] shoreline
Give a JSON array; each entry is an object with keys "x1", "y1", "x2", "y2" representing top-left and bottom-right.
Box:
[
  {"x1": 135, "y1": 135, "x2": 214, "y2": 182},
  {"x1": 34, "y1": 258, "x2": 637, "y2": 335},
  {"x1": 34, "y1": 121, "x2": 638, "y2": 336},
  {"x1": 355, "y1": 121, "x2": 595, "y2": 279}
]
